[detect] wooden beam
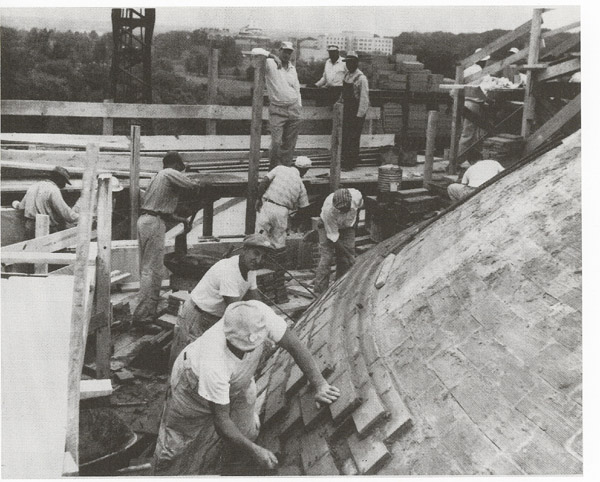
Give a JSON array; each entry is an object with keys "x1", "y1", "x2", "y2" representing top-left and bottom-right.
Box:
[
  {"x1": 460, "y1": 19, "x2": 533, "y2": 67},
  {"x1": 543, "y1": 21, "x2": 580, "y2": 38},
  {"x1": 102, "y1": 99, "x2": 114, "y2": 135},
  {"x1": 423, "y1": 111, "x2": 438, "y2": 188},
  {"x1": 541, "y1": 33, "x2": 580, "y2": 60},
  {"x1": 203, "y1": 197, "x2": 214, "y2": 236},
  {"x1": 448, "y1": 64, "x2": 465, "y2": 175},
  {"x1": 1, "y1": 251, "x2": 77, "y2": 265},
  {"x1": 129, "y1": 125, "x2": 141, "y2": 240},
  {"x1": 94, "y1": 174, "x2": 113, "y2": 379},
  {"x1": 330, "y1": 103, "x2": 343, "y2": 192},
  {"x1": 0, "y1": 100, "x2": 381, "y2": 121},
  {"x1": 525, "y1": 93, "x2": 580, "y2": 155},
  {"x1": 537, "y1": 58, "x2": 580, "y2": 82},
  {"x1": 521, "y1": 9, "x2": 544, "y2": 138},
  {"x1": 206, "y1": 49, "x2": 219, "y2": 135},
  {"x1": 80, "y1": 379, "x2": 113, "y2": 400},
  {"x1": 65, "y1": 143, "x2": 99, "y2": 464},
  {"x1": 2, "y1": 225, "x2": 96, "y2": 253},
  {"x1": 1, "y1": 133, "x2": 392, "y2": 152},
  {"x1": 34, "y1": 214, "x2": 50, "y2": 274},
  {"x1": 246, "y1": 53, "x2": 266, "y2": 235}
]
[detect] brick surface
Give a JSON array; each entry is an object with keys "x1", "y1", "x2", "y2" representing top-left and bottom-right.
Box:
[
  {"x1": 300, "y1": 428, "x2": 331, "y2": 473},
  {"x1": 347, "y1": 432, "x2": 391, "y2": 474},
  {"x1": 329, "y1": 370, "x2": 362, "y2": 424},
  {"x1": 512, "y1": 431, "x2": 582, "y2": 474},
  {"x1": 257, "y1": 425, "x2": 281, "y2": 456},
  {"x1": 285, "y1": 364, "x2": 306, "y2": 397},
  {"x1": 263, "y1": 380, "x2": 287, "y2": 427},
  {"x1": 298, "y1": 384, "x2": 329, "y2": 430},
  {"x1": 352, "y1": 384, "x2": 388, "y2": 437},
  {"x1": 378, "y1": 381, "x2": 412, "y2": 442},
  {"x1": 278, "y1": 395, "x2": 303, "y2": 439},
  {"x1": 313, "y1": 342, "x2": 335, "y2": 378},
  {"x1": 305, "y1": 451, "x2": 339, "y2": 475},
  {"x1": 361, "y1": 329, "x2": 381, "y2": 367}
]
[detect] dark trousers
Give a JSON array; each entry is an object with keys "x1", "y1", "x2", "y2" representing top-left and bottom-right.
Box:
[{"x1": 341, "y1": 115, "x2": 365, "y2": 169}]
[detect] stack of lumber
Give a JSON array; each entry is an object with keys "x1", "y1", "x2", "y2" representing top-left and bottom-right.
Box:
[
  {"x1": 363, "y1": 53, "x2": 444, "y2": 92},
  {"x1": 165, "y1": 291, "x2": 190, "y2": 316},
  {"x1": 381, "y1": 103, "x2": 453, "y2": 137},
  {"x1": 256, "y1": 268, "x2": 289, "y2": 305},
  {"x1": 481, "y1": 134, "x2": 525, "y2": 164}
]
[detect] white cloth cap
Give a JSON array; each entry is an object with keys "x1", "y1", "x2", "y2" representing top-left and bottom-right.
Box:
[
  {"x1": 110, "y1": 177, "x2": 124, "y2": 192},
  {"x1": 294, "y1": 156, "x2": 312, "y2": 168},
  {"x1": 223, "y1": 300, "x2": 270, "y2": 351}
]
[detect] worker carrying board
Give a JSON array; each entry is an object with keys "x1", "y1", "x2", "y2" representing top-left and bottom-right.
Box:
[
  {"x1": 132, "y1": 151, "x2": 204, "y2": 327},
  {"x1": 152, "y1": 300, "x2": 341, "y2": 475},
  {"x1": 169, "y1": 233, "x2": 274, "y2": 368}
]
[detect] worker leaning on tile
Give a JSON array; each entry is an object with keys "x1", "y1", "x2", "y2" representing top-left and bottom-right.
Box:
[
  {"x1": 132, "y1": 151, "x2": 203, "y2": 327},
  {"x1": 152, "y1": 300, "x2": 340, "y2": 475}
]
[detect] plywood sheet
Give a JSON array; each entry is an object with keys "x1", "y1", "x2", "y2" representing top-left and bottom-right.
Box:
[{"x1": 1, "y1": 276, "x2": 74, "y2": 478}]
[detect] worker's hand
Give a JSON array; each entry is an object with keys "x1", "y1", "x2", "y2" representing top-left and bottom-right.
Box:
[
  {"x1": 314, "y1": 382, "x2": 341, "y2": 408},
  {"x1": 255, "y1": 199, "x2": 263, "y2": 213},
  {"x1": 252, "y1": 444, "x2": 278, "y2": 469},
  {"x1": 11, "y1": 200, "x2": 20, "y2": 210},
  {"x1": 271, "y1": 55, "x2": 282, "y2": 69}
]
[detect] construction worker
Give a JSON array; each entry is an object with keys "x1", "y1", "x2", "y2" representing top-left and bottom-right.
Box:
[
  {"x1": 12, "y1": 166, "x2": 78, "y2": 239},
  {"x1": 132, "y1": 151, "x2": 202, "y2": 327},
  {"x1": 447, "y1": 158, "x2": 504, "y2": 202},
  {"x1": 313, "y1": 187, "x2": 363, "y2": 294},
  {"x1": 153, "y1": 300, "x2": 340, "y2": 475},
  {"x1": 252, "y1": 42, "x2": 302, "y2": 169},
  {"x1": 338, "y1": 51, "x2": 370, "y2": 171},
  {"x1": 313, "y1": 44, "x2": 346, "y2": 105},
  {"x1": 255, "y1": 156, "x2": 312, "y2": 250},
  {"x1": 169, "y1": 233, "x2": 274, "y2": 368}
]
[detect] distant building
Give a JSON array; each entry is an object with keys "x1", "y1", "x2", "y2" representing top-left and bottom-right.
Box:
[
  {"x1": 235, "y1": 24, "x2": 270, "y2": 51},
  {"x1": 297, "y1": 38, "x2": 325, "y2": 62},
  {"x1": 317, "y1": 31, "x2": 393, "y2": 55}
]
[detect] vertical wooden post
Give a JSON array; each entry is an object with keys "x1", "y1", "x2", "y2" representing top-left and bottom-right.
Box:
[
  {"x1": 66, "y1": 144, "x2": 99, "y2": 465},
  {"x1": 206, "y1": 48, "x2": 220, "y2": 135},
  {"x1": 448, "y1": 64, "x2": 465, "y2": 175},
  {"x1": 203, "y1": 197, "x2": 214, "y2": 236},
  {"x1": 34, "y1": 214, "x2": 50, "y2": 274},
  {"x1": 94, "y1": 174, "x2": 113, "y2": 379},
  {"x1": 521, "y1": 9, "x2": 544, "y2": 138},
  {"x1": 245, "y1": 54, "x2": 266, "y2": 234},
  {"x1": 330, "y1": 102, "x2": 343, "y2": 192},
  {"x1": 424, "y1": 110, "x2": 439, "y2": 188},
  {"x1": 129, "y1": 124, "x2": 141, "y2": 239},
  {"x1": 102, "y1": 99, "x2": 114, "y2": 135}
]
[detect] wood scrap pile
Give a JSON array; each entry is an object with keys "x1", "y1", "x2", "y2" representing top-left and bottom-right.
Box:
[{"x1": 481, "y1": 134, "x2": 525, "y2": 164}]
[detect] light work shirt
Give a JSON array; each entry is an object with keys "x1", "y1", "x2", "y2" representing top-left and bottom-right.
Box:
[
  {"x1": 315, "y1": 57, "x2": 347, "y2": 88},
  {"x1": 185, "y1": 310, "x2": 287, "y2": 404},
  {"x1": 263, "y1": 165, "x2": 309, "y2": 211},
  {"x1": 190, "y1": 255, "x2": 258, "y2": 317},
  {"x1": 264, "y1": 58, "x2": 301, "y2": 107},
  {"x1": 340, "y1": 69, "x2": 370, "y2": 117},
  {"x1": 141, "y1": 168, "x2": 197, "y2": 215},
  {"x1": 320, "y1": 188, "x2": 363, "y2": 243},
  {"x1": 16, "y1": 180, "x2": 78, "y2": 228},
  {"x1": 462, "y1": 160, "x2": 505, "y2": 188}
]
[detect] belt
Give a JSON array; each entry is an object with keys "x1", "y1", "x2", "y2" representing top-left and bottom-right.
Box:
[
  {"x1": 141, "y1": 209, "x2": 169, "y2": 220},
  {"x1": 264, "y1": 198, "x2": 289, "y2": 209}
]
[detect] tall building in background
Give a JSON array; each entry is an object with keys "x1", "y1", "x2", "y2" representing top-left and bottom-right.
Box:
[{"x1": 317, "y1": 31, "x2": 393, "y2": 55}]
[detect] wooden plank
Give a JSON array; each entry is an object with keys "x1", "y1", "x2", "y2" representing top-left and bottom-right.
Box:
[
  {"x1": 537, "y1": 58, "x2": 580, "y2": 82},
  {"x1": 330, "y1": 103, "x2": 343, "y2": 192},
  {"x1": 1, "y1": 276, "x2": 75, "y2": 477},
  {"x1": 94, "y1": 174, "x2": 113, "y2": 379},
  {"x1": 423, "y1": 110, "x2": 438, "y2": 188},
  {"x1": 448, "y1": 64, "x2": 464, "y2": 175},
  {"x1": 375, "y1": 254, "x2": 396, "y2": 289},
  {"x1": 347, "y1": 432, "x2": 391, "y2": 474},
  {"x1": 543, "y1": 21, "x2": 580, "y2": 38},
  {"x1": 34, "y1": 214, "x2": 50, "y2": 274},
  {"x1": 1, "y1": 251, "x2": 77, "y2": 265},
  {"x1": 521, "y1": 9, "x2": 544, "y2": 138},
  {"x1": 65, "y1": 144, "x2": 98, "y2": 464},
  {"x1": 541, "y1": 33, "x2": 580, "y2": 60},
  {"x1": 102, "y1": 99, "x2": 114, "y2": 135},
  {"x1": 245, "y1": 53, "x2": 266, "y2": 234},
  {"x1": 0, "y1": 100, "x2": 381, "y2": 121},
  {"x1": 460, "y1": 19, "x2": 533, "y2": 67},
  {"x1": 2, "y1": 224, "x2": 85, "y2": 254},
  {"x1": 1, "y1": 133, "x2": 394, "y2": 152},
  {"x1": 525, "y1": 94, "x2": 581, "y2": 155},
  {"x1": 130, "y1": 125, "x2": 141, "y2": 240},
  {"x1": 80, "y1": 379, "x2": 113, "y2": 400},
  {"x1": 206, "y1": 48, "x2": 219, "y2": 135}
]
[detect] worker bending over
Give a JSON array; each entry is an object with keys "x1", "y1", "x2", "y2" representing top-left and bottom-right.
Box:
[
  {"x1": 256, "y1": 156, "x2": 312, "y2": 250},
  {"x1": 313, "y1": 188, "x2": 363, "y2": 294},
  {"x1": 169, "y1": 233, "x2": 274, "y2": 367},
  {"x1": 132, "y1": 151, "x2": 202, "y2": 327},
  {"x1": 447, "y1": 158, "x2": 504, "y2": 202},
  {"x1": 153, "y1": 300, "x2": 340, "y2": 475},
  {"x1": 12, "y1": 166, "x2": 78, "y2": 239}
]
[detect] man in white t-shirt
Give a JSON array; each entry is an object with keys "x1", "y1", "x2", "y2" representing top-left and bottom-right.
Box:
[
  {"x1": 169, "y1": 233, "x2": 274, "y2": 368},
  {"x1": 447, "y1": 158, "x2": 505, "y2": 202},
  {"x1": 153, "y1": 300, "x2": 341, "y2": 475},
  {"x1": 313, "y1": 188, "x2": 363, "y2": 294}
]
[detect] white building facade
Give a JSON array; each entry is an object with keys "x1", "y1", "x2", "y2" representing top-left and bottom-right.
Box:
[{"x1": 317, "y1": 31, "x2": 393, "y2": 55}]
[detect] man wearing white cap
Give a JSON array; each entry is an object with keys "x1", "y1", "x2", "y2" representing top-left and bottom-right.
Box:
[
  {"x1": 459, "y1": 48, "x2": 491, "y2": 160},
  {"x1": 252, "y1": 42, "x2": 302, "y2": 169},
  {"x1": 153, "y1": 300, "x2": 341, "y2": 475},
  {"x1": 255, "y1": 156, "x2": 312, "y2": 250},
  {"x1": 313, "y1": 187, "x2": 363, "y2": 294},
  {"x1": 169, "y1": 233, "x2": 274, "y2": 367},
  {"x1": 314, "y1": 44, "x2": 346, "y2": 104}
]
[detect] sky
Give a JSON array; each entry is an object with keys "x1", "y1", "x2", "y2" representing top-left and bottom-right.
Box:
[{"x1": 0, "y1": 2, "x2": 582, "y2": 37}]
